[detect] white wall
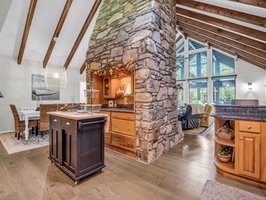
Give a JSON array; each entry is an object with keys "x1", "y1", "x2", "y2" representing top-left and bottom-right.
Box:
[
  {"x1": 0, "y1": 55, "x2": 85, "y2": 133},
  {"x1": 236, "y1": 59, "x2": 266, "y2": 104}
]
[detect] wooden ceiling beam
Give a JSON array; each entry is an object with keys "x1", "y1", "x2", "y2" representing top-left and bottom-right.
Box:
[
  {"x1": 80, "y1": 62, "x2": 86, "y2": 74},
  {"x1": 17, "y1": 0, "x2": 38, "y2": 64},
  {"x1": 178, "y1": 23, "x2": 266, "y2": 59},
  {"x1": 181, "y1": 28, "x2": 266, "y2": 69},
  {"x1": 176, "y1": 15, "x2": 266, "y2": 52},
  {"x1": 229, "y1": 0, "x2": 266, "y2": 8},
  {"x1": 64, "y1": 0, "x2": 102, "y2": 70},
  {"x1": 176, "y1": 0, "x2": 266, "y2": 27},
  {"x1": 43, "y1": 0, "x2": 73, "y2": 68},
  {"x1": 176, "y1": 8, "x2": 266, "y2": 41}
]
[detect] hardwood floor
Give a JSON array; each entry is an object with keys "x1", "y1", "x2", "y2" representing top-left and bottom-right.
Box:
[{"x1": 0, "y1": 132, "x2": 265, "y2": 200}]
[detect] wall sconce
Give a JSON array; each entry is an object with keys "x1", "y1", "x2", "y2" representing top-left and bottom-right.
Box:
[{"x1": 248, "y1": 83, "x2": 253, "y2": 91}]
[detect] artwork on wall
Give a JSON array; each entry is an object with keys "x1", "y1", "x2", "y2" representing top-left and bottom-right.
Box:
[{"x1": 32, "y1": 74, "x2": 60, "y2": 100}]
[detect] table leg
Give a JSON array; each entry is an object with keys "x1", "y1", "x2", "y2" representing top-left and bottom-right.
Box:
[{"x1": 25, "y1": 116, "x2": 29, "y2": 140}]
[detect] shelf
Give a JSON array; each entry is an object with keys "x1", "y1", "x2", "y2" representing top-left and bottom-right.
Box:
[
  {"x1": 214, "y1": 157, "x2": 236, "y2": 175},
  {"x1": 215, "y1": 136, "x2": 235, "y2": 147}
]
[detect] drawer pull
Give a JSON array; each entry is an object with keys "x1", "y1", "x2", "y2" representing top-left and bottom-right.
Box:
[
  {"x1": 66, "y1": 122, "x2": 71, "y2": 126},
  {"x1": 240, "y1": 137, "x2": 243, "y2": 140},
  {"x1": 53, "y1": 119, "x2": 58, "y2": 122},
  {"x1": 247, "y1": 126, "x2": 251, "y2": 129}
]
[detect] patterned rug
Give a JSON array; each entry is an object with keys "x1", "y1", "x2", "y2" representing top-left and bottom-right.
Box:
[
  {"x1": 184, "y1": 124, "x2": 213, "y2": 136},
  {"x1": 0, "y1": 131, "x2": 49, "y2": 154},
  {"x1": 201, "y1": 180, "x2": 266, "y2": 200}
]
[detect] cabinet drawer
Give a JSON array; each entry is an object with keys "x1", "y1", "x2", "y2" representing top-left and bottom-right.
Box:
[
  {"x1": 238, "y1": 121, "x2": 260, "y2": 133},
  {"x1": 105, "y1": 132, "x2": 111, "y2": 145},
  {"x1": 112, "y1": 119, "x2": 135, "y2": 136},
  {"x1": 62, "y1": 118, "x2": 76, "y2": 132},
  {"x1": 111, "y1": 133, "x2": 135, "y2": 151},
  {"x1": 112, "y1": 112, "x2": 135, "y2": 121},
  {"x1": 50, "y1": 116, "x2": 61, "y2": 128}
]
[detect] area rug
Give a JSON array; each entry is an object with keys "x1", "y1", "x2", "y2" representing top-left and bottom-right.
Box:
[
  {"x1": 200, "y1": 180, "x2": 266, "y2": 200},
  {"x1": 0, "y1": 132, "x2": 49, "y2": 154},
  {"x1": 184, "y1": 124, "x2": 213, "y2": 136}
]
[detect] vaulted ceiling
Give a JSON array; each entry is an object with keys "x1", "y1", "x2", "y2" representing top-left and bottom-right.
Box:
[
  {"x1": 0, "y1": 0, "x2": 101, "y2": 70},
  {"x1": 176, "y1": 0, "x2": 266, "y2": 69}
]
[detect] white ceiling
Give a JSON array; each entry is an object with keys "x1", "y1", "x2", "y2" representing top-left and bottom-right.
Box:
[{"x1": 0, "y1": 0, "x2": 101, "y2": 69}]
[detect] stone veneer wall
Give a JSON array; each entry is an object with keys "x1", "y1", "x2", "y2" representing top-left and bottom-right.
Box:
[{"x1": 86, "y1": 0, "x2": 184, "y2": 163}]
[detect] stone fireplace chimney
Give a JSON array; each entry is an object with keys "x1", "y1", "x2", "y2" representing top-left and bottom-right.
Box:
[{"x1": 86, "y1": 0, "x2": 183, "y2": 163}]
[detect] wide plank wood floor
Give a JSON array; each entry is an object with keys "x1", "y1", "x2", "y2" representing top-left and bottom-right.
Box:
[{"x1": 0, "y1": 132, "x2": 265, "y2": 200}]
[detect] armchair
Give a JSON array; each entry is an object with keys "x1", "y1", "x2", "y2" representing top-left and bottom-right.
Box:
[
  {"x1": 200, "y1": 104, "x2": 214, "y2": 127},
  {"x1": 178, "y1": 105, "x2": 201, "y2": 130}
]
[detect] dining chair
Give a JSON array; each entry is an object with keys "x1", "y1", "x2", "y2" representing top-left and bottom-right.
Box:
[{"x1": 10, "y1": 104, "x2": 39, "y2": 140}]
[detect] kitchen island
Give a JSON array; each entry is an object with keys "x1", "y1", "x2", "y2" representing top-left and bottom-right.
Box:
[
  {"x1": 48, "y1": 111, "x2": 106, "y2": 184},
  {"x1": 212, "y1": 105, "x2": 266, "y2": 188}
]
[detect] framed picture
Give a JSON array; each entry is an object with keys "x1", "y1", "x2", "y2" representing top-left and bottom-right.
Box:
[{"x1": 32, "y1": 74, "x2": 60, "y2": 100}]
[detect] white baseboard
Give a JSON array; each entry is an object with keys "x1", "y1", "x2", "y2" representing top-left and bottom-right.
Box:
[{"x1": 0, "y1": 130, "x2": 14, "y2": 134}]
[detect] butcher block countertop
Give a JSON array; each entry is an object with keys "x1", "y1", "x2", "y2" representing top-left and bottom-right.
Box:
[{"x1": 48, "y1": 111, "x2": 107, "y2": 120}]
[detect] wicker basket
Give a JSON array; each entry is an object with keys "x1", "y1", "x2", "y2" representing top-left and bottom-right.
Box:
[
  {"x1": 216, "y1": 121, "x2": 234, "y2": 140},
  {"x1": 217, "y1": 153, "x2": 232, "y2": 163}
]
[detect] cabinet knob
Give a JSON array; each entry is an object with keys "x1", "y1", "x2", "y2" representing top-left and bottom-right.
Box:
[
  {"x1": 66, "y1": 122, "x2": 70, "y2": 126},
  {"x1": 247, "y1": 126, "x2": 251, "y2": 129},
  {"x1": 53, "y1": 119, "x2": 57, "y2": 122},
  {"x1": 240, "y1": 137, "x2": 244, "y2": 140}
]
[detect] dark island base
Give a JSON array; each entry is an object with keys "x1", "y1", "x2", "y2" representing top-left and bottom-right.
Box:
[{"x1": 50, "y1": 158, "x2": 106, "y2": 184}]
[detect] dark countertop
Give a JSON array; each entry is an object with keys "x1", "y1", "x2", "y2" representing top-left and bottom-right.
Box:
[
  {"x1": 213, "y1": 104, "x2": 266, "y2": 108},
  {"x1": 100, "y1": 108, "x2": 135, "y2": 113},
  {"x1": 211, "y1": 113, "x2": 266, "y2": 122}
]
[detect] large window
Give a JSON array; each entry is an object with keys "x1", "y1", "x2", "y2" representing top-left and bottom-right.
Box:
[
  {"x1": 189, "y1": 51, "x2": 207, "y2": 78},
  {"x1": 212, "y1": 50, "x2": 236, "y2": 104},
  {"x1": 175, "y1": 37, "x2": 236, "y2": 105},
  {"x1": 189, "y1": 79, "x2": 208, "y2": 104}
]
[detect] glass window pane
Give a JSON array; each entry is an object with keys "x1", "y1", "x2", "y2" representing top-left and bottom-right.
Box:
[
  {"x1": 213, "y1": 50, "x2": 235, "y2": 76},
  {"x1": 189, "y1": 79, "x2": 208, "y2": 104},
  {"x1": 176, "y1": 41, "x2": 184, "y2": 54},
  {"x1": 188, "y1": 39, "x2": 206, "y2": 51},
  {"x1": 176, "y1": 55, "x2": 184, "y2": 80},
  {"x1": 189, "y1": 51, "x2": 207, "y2": 78},
  {"x1": 213, "y1": 77, "x2": 236, "y2": 104},
  {"x1": 177, "y1": 82, "x2": 184, "y2": 107}
]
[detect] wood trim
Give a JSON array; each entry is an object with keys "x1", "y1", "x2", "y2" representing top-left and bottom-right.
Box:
[
  {"x1": 229, "y1": 0, "x2": 266, "y2": 8},
  {"x1": 80, "y1": 62, "x2": 86, "y2": 74},
  {"x1": 43, "y1": 0, "x2": 73, "y2": 68},
  {"x1": 176, "y1": 8, "x2": 266, "y2": 41},
  {"x1": 176, "y1": 35, "x2": 183, "y2": 43},
  {"x1": 184, "y1": 30, "x2": 266, "y2": 70},
  {"x1": 178, "y1": 23, "x2": 266, "y2": 59},
  {"x1": 176, "y1": 15, "x2": 266, "y2": 52},
  {"x1": 176, "y1": 0, "x2": 266, "y2": 27},
  {"x1": 17, "y1": 0, "x2": 38, "y2": 64},
  {"x1": 64, "y1": 0, "x2": 102, "y2": 70}
]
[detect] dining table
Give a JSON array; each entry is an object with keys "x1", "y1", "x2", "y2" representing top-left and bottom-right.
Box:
[{"x1": 18, "y1": 110, "x2": 40, "y2": 140}]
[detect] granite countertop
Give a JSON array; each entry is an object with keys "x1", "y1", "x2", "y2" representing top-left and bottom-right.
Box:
[
  {"x1": 213, "y1": 104, "x2": 266, "y2": 108},
  {"x1": 100, "y1": 108, "x2": 135, "y2": 113},
  {"x1": 48, "y1": 111, "x2": 108, "y2": 120},
  {"x1": 211, "y1": 113, "x2": 266, "y2": 122}
]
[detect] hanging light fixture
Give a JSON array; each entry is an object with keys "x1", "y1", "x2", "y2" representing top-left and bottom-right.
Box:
[{"x1": 44, "y1": 66, "x2": 67, "y2": 89}]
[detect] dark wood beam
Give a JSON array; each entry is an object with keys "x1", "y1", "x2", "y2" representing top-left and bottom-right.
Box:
[
  {"x1": 17, "y1": 0, "x2": 38, "y2": 64},
  {"x1": 229, "y1": 0, "x2": 266, "y2": 8},
  {"x1": 43, "y1": 0, "x2": 73, "y2": 68},
  {"x1": 80, "y1": 62, "x2": 86, "y2": 74},
  {"x1": 64, "y1": 0, "x2": 102, "y2": 70},
  {"x1": 181, "y1": 28, "x2": 266, "y2": 69},
  {"x1": 176, "y1": 8, "x2": 266, "y2": 41},
  {"x1": 176, "y1": 15, "x2": 266, "y2": 52},
  {"x1": 176, "y1": 0, "x2": 266, "y2": 27},
  {"x1": 178, "y1": 23, "x2": 266, "y2": 59},
  {"x1": 176, "y1": 35, "x2": 183, "y2": 43}
]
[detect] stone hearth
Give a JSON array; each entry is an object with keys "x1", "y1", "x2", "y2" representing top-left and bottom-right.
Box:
[{"x1": 86, "y1": 0, "x2": 184, "y2": 163}]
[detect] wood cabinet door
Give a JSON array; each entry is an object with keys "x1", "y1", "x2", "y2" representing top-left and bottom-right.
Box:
[
  {"x1": 49, "y1": 127, "x2": 63, "y2": 165},
  {"x1": 238, "y1": 132, "x2": 260, "y2": 179},
  {"x1": 63, "y1": 130, "x2": 77, "y2": 173}
]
